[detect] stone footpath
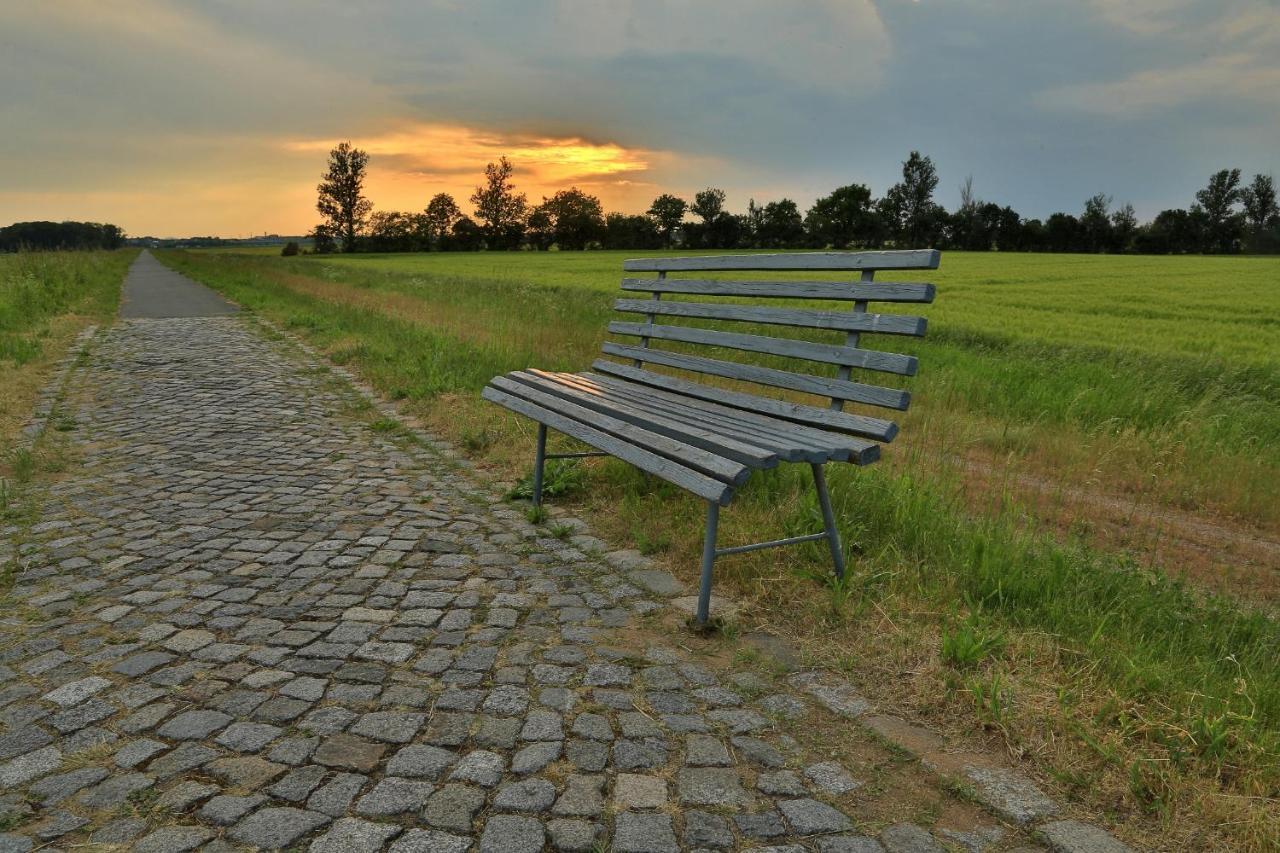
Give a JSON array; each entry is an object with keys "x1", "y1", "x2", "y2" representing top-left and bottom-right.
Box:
[{"x1": 0, "y1": 315, "x2": 1118, "y2": 851}]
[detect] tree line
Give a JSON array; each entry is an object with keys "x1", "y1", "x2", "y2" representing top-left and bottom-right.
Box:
[
  {"x1": 311, "y1": 142, "x2": 1280, "y2": 255},
  {"x1": 0, "y1": 220, "x2": 126, "y2": 252}
]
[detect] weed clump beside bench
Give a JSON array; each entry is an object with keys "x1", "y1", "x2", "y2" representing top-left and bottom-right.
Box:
[{"x1": 483, "y1": 250, "x2": 939, "y2": 624}]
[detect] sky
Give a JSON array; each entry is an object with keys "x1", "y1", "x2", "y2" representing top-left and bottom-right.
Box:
[{"x1": 1, "y1": 0, "x2": 1277, "y2": 238}]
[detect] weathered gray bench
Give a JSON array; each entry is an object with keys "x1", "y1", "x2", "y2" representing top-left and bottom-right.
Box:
[{"x1": 483, "y1": 250, "x2": 939, "y2": 624}]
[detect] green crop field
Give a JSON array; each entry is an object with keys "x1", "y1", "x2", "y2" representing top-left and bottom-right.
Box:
[
  {"x1": 161, "y1": 247, "x2": 1280, "y2": 849},
  {"x1": 174, "y1": 249, "x2": 1280, "y2": 531}
]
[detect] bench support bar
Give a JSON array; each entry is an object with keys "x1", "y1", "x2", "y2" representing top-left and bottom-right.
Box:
[
  {"x1": 528, "y1": 426, "x2": 846, "y2": 627},
  {"x1": 532, "y1": 424, "x2": 548, "y2": 506},
  {"x1": 715, "y1": 532, "x2": 826, "y2": 557},
  {"x1": 694, "y1": 462, "x2": 846, "y2": 626},
  {"x1": 532, "y1": 426, "x2": 609, "y2": 508},
  {"x1": 812, "y1": 462, "x2": 847, "y2": 580},
  {"x1": 696, "y1": 501, "x2": 720, "y2": 625}
]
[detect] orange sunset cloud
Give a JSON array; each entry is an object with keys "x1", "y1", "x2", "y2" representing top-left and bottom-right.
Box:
[{"x1": 283, "y1": 124, "x2": 696, "y2": 223}]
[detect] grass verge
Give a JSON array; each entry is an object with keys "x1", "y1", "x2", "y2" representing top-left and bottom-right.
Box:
[{"x1": 1, "y1": 249, "x2": 133, "y2": 590}]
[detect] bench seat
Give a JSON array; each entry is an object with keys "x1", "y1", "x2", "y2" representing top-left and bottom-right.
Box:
[{"x1": 490, "y1": 367, "x2": 882, "y2": 475}]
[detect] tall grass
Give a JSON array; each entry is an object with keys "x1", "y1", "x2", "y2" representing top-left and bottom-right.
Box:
[
  {"x1": 0, "y1": 250, "x2": 133, "y2": 365},
  {"x1": 1, "y1": 249, "x2": 132, "y2": 591}
]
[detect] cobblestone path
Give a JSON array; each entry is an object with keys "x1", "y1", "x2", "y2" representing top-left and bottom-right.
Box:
[{"x1": 0, "y1": 314, "x2": 1046, "y2": 852}]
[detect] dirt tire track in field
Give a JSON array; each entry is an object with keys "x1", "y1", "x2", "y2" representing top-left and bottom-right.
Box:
[{"x1": 957, "y1": 455, "x2": 1280, "y2": 607}]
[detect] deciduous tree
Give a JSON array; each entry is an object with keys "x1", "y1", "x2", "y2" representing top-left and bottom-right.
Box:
[
  {"x1": 448, "y1": 216, "x2": 484, "y2": 251},
  {"x1": 646, "y1": 194, "x2": 687, "y2": 248},
  {"x1": 423, "y1": 193, "x2": 462, "y2": 248},
  {"x1": 1110, "y1": 203, "x2": 1138, "y2": 252},
  {"x1": 536, "y1": 187, "x2": 606, "y2": 250},
  {"x1": 758, "y1": 199, "x2": 804, "y2": 248},
  {"x1": 470, "y1": 157, "x2": 528, "y2": 249},
  {"x1": 316, "y1": 142, "x2": 372, "y2": 253},
  {"x1": 691, "y1": 187, "x2": 726, "y2": 225},
  {"x1": 887, "y1": 151, "x2": 940, "y2": 248},
  {"x1": 1081, "y1": 193, "x2": 1112, "y2": 253},
  {"x1": 1241, "y1": 174, "x2": 1278, "y2": 231},
  {"x1": 1196, "y1": 168, "x2": 1243, "y2": 253},
  {"x1": 309, "y1": 224, "x2": 337, "y2": 255},
  {"x1": 604, "y1": 213, "x2": 662, "y2": 249},
  {"x1": 804, "y1": 184, "x2": 876, "y2": 248}
]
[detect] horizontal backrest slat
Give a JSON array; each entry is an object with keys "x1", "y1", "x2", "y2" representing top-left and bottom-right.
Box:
[
  {"x1": 608, "y1": 321, "x2": 917, "y2": 376},
  {"x1": 620, "y1": 278, "x2": 935, "y2": 303},
  {"x1": 614, "y1": 298, "x2": 926, "y2": 337},
  {"x1": 623, "y1": 249, "x2": 940, "y2": 272},
  {"x1": 602, "y1": 342, "x2": 911, "y2": 411},
  {"x1": 590, "y1": 360, "x2": 899, "y2": 442}
]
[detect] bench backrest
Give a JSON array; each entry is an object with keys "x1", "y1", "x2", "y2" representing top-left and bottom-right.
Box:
[{"x1": 596, "y1": 250, "x2": 939, "y2": 443}]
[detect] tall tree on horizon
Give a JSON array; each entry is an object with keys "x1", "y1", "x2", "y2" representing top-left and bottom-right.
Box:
[
  {"x1": 1110, "y1": 203, "x2": 1138, "y2": 252},
  {"x1": 647, "y1": 193, "x2": 687, "y2": 248},
  {"x1": 1081, "y1": 193, "x2": 1112, "y2": 253},
  {"x1": 471, "y1": 157, "x2": 528, "y2": 250},
  {"x1": 1241, "y1": 174, "x2": 1278, "y2": 231},
  {"x1": 535, "y1": 187, "x2": 606, "y2": 250},
  {"x1": 690, "y1": 187, "x2": 727, "y2": 225},
  {"x1": 316, "y1": 142, "x2": 372, "y2": 253},
  {"x1": 423, "y1": 193, "x2": 462, "y2": 248},
  {"x1": 886, "y1": 151, "x2": 940, "y2": 248},
  {"x1": 1196, "y1": 168, "x2": 1243, "y2": 253},
  {"x1": 803, "y1": 183, "x2": 876, "y2": 248}
]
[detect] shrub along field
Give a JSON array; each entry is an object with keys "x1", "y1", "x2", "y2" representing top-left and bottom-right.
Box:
[{"x1": 162, "y1": 248, "x2": 1280, "y2": 850}]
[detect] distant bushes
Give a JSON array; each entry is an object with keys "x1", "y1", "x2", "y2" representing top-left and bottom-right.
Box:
[
  {"x1": 0, "y1": 221, "x2": 126, "y2": 252},
  {"x1": 281, "y1": 241, "x2": 300, "y2": 256}
]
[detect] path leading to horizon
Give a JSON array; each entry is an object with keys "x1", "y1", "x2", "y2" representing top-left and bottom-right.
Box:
[
  {"x1": 0, "y1": 256, "x2": 1071, "y2": 851},
  {"x1": 120, "y1": 250, "x2": 239, "y2": 319}
]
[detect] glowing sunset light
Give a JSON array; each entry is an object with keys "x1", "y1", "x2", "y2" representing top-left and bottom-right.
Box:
[{"x1": 284, "y1": 123, "x2": 667, "y2": 216}]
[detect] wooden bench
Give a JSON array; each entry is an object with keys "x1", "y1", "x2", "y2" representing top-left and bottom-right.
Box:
[{"x1": 483, "y1": 250, "x2": 939, "y2": 624}]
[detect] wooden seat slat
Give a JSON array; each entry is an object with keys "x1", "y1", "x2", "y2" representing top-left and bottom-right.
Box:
[
  {"x1": 481, "y1": 386, "x2": 734, "y2": 505},
  {"x1": 589, "y1": 361, "x2": 899, "y2": 442},
  {"x1": 529, "y1": 374, "x2": 833, "y2": 464},
  {"x1": 608, "y1": 318, "x2": 919, "y2": 375},
  {"x1": 601, "y1": 341, "x2": 912, "y2": 411},
  {"x1": 569, "y1": 371, "x2": 880, "y2": 463},
  {"x1": 623, "y1": 249, "x2": 940, "y2": 272},
  {"x1": 506, "y1": 371, "x2": 783, "y2": 467},
  {"x1": 620, "y1": 278, "x2": 935, "y2": 303},
  {"x1": 614, "y1": 299, "x2": 926, "y2": 340},
  {"x1": 489, "y1": 376, "x2": 749, "y2": 485},
  {"x1": 531, "y1": 371, "x2": 855, "y2": 464}
]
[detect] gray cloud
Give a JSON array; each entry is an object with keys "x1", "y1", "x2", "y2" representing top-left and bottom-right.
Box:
[{"x1": 1, "y1": 0, "x2": 1276, "y2": 234}]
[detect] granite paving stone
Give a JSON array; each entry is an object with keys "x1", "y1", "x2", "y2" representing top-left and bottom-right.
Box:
[
  {"x1": 309, "y1": 817, "x2": 401, "y2": 852},
  {"x1": 389, "y1": 829, "x2": 472, "y2": 853},
  {"x1": 354, "y1": 776, "x2": 435, "y2": 815},
  {"x1": 229, "y1": 805, "x2": 330, "y2": 848}
]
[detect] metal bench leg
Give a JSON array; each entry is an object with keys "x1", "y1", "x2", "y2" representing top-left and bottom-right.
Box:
[
  {"x1": 532, "y1": 424, "x2": 548, "y2": 506},
  {"x1": 696, "y1": 501, "x2": 720, "y2": 626},
  {"x1": 811, "y1": 463, "x2": 846, "y2": 580}
]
